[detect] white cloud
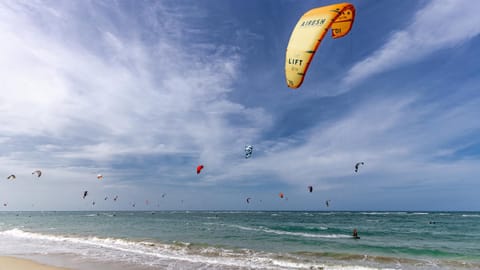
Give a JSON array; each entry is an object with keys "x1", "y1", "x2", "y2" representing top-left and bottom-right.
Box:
[
  {"x1": 343, "y1": 0, "x2": 480, "y2": 88},
  {"x1": 208, "y1": 89, "x2": 480, "y2": 193},
  {"x1": 0, "y1": 1, "x2": 271, "y2": 189}
]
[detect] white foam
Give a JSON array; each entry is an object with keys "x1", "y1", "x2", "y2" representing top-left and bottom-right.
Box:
[
  {"x1": 325, "y1": 266, "x2": 396, "y2": 270},
  {"x1": 360, "y1": 212, "x2": 385, "y2": 215},
  {"x1": 227, "y1": 224, "x2": 350, "y2": 239},
  {"x1": 305, "y1": 226, "x2": 328, "y2": 231},
  {"x1": 360, "y1": 212, "x2": 407, "y2": 215},
  {"x1": 261, "y1": 228, "x2": 350, "y2": 239},
  {"x1": 0, "y1": 228, "x2": 407, "y2": 270},
  {"x1": 0, "y1": 228, "x2": 326, "y2": 269}
]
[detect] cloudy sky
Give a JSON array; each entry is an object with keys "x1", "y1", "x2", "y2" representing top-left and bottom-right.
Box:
[{"x1": 1, "y1": 0, "x2": 479, "y2": 211}]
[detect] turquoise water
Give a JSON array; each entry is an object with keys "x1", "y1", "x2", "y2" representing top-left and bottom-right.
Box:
[{"x1": 0, "y1": 211, "x2": 479, "y2": 269}]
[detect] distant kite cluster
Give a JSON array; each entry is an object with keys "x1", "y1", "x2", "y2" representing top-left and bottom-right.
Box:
[{"x1": 2, "y1": 140, "x2": 365, "y2": 208}]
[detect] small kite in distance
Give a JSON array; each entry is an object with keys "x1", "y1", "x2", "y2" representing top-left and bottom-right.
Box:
[
  {"x1": 196, "y1": 165, "x2": 204, "y2": 174},
  {"x1": 245, "y1": 145, "x2": 253, "y2": 159},
  {"x1": 355, "y1": 162, "x2": 364, "y2": 173},
  {"x1": 32, "y1": 170, "x2": 42, "y2": 178}
]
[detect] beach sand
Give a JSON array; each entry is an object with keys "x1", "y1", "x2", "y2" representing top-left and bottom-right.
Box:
[{"x1": 0, "y1": 256, "x2": 71, "y2": 270}]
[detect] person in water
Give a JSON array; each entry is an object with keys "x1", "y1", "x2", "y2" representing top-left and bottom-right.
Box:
[{"x1": 353, "y1": 228, "x2": 359, "y2": 238}]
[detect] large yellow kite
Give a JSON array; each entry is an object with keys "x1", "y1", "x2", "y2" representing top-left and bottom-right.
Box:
[{"x1": 285, "y1": 3, "x2": 356, "y2": 89}]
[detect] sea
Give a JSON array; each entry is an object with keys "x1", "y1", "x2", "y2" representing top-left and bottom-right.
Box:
[{"x1": 0, "y1": 211, "x2": 479, "y2": 270}]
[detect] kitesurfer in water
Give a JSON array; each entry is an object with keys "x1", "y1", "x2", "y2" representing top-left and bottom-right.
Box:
[{"x1": 352, "y1": 228, "x2": 359, "y2": 239}]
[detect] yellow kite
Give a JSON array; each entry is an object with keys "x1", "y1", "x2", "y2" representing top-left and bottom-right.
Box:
[{"x1": 285, "y1": 3, "x2": 355, "y2": 89}]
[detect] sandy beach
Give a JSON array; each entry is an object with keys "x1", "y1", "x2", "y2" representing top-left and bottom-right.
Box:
[{"x1": 0, "y1": 256, "x2": 70, "y2": 270}]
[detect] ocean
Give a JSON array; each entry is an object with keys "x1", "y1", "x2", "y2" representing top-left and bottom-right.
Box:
[{"x1": 0, "y1": 211, "x2": 479, "y2": 269}]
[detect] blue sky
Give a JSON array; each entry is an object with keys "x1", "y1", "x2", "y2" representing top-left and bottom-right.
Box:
[{"x1": 1, "y1": 0, "x2": 480, "y2": 211}]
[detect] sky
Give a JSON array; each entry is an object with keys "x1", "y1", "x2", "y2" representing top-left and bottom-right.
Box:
[{"x1": 1, "y1": 0, "x2": 480, "y2": 211}]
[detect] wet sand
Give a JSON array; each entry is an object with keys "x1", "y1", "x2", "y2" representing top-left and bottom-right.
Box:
[{"x1": 0, "y1": 256, "x2": 71, "y2": 270}]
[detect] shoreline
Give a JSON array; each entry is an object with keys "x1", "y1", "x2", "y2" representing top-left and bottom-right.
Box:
[{"x1": 0, "y1": 256, "x2": 71, "y2": 270}]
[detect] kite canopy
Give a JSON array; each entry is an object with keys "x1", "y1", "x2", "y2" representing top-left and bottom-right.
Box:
[
  {"x1": 196, "y1": 165, "x2": 204, "y2": 174},
  {"x1": 355, "y1": 162, "x2": 365, "y2": 172},
  {"x1": 308, "y1": 186, "x2": 313, "y2": 193},
  {"x1": 32, "y1": 170, "x2": 42, "y2": 178},
  {"x1": 279, "y1": 192, "x2": 284, "y2": 199},
  {"x1": 7, "y1": 174, "x2": 15, "y2": 180},
  {"x1": 97, "y1": 174, "x2": 103, "y2": 180},
  {"x1": 245, "y1": 145, "x2": 253, "y2": 159},
  {"x1": 285, "y1": 2, "x2": 356, "y2": 88}
]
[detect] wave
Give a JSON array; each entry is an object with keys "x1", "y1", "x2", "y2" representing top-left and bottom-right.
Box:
[
  {"x1": 360, "y1": 212, "x2": 392, "y2": 215},
  {"x1": 270, "y1": 225, "x2": 329, "y2": 233},
  {"x1": 0, "y1": 228, "x2": 324, "y2": 269},
  {"x1": 461, "y1": 214, "x2": 480, "y2": 217},
  {"x1": 359, "y1": 212, "x2": 418, "y2": 216},
  {"x1": 361, "y1": 212, "x2": 426, "y2": 215},
  {"x1": 261, "y1": 228, "x2": 350, "y2": 239},
  {"x1": 306, "y1": 226, "x2": 328, "y2": 231},
  {"x1": 226, "y1": 224, "x2": 350, "y2": 239},
  {"x1": 81, "y1": 213, "x2": 116, "y2": 217},
  {"x1": 1, "y1": 228, "x2": 478, "y2": 269}
]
